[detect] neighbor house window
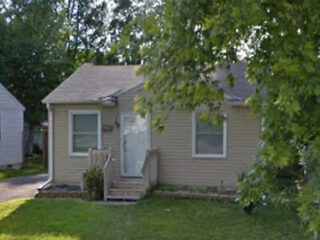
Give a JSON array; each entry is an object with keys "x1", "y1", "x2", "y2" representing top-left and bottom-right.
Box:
[
  {"x1": 192, "y1": 112, "x2": 227, "y2": 158},
  {"x1": 68, "y1": 110, "x2": 101, "y2": 156}
]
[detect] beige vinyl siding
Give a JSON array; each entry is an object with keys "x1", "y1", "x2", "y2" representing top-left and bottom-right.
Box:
[
  {"x1": 101, "y1": 107, "x2": 120, "y2": 180},
  {"x1": 52, "y1": 89, "x2": 260, "y2": 187},
  {"x1": 152, "y1": 105, "x2": 260, "y2": 187},
  {"x1": 52, "y1": 104, "x2": 102, "y2": 183},
  {"x1": 51, "y1": 89, "x2": 141, "y2": 183},
  {"x1": 119, "y1": 90, "x2": 260, "y2": 187}
]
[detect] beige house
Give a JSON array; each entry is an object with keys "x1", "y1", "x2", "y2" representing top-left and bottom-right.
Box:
[{"x1": 42, "y1": 63, "x2": 260, "y2": 200}]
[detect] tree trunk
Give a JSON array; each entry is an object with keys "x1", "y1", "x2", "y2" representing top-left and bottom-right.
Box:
[{"x1": 25, "y1": 125, "x2": 34, "y2": 157}]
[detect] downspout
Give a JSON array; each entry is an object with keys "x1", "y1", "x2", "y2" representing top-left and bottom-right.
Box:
[{"x1": 38, "y1": 103, "x2": 53, "y2": 190}]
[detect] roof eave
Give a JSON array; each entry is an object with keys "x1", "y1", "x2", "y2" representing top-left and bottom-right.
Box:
[
  {"x1": 42, "y1": 97, "x2": 119, "y2": 106},
  {"x1": 42, "y1": 99, "x2": 102, "y2": 104},
  {"x1": 0, "y1": 83, "x2": 25, "y2": 111},
  {"x1": 42, "y1": 82, "x2": 144, "y2": 105},
  {"x1": 115, "y1": 83, "x2": 144, "y2": 97},
  {"x1": 224, "y1": 93, "x2": 248, "y2": 107},
  {"x1": 227, "y1": 101, "x2": 247, "y2": 107}
]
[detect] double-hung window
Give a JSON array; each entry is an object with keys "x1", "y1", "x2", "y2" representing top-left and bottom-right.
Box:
[
  {"x1": 192, "y1": 112, "x2": 227, "y2": 158},
  {"x1": 69, "y1": 110, "x2": 101, "y2": 156}
]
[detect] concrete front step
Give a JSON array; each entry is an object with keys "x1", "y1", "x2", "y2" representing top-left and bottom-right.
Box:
[
  {"x1": 106, "y1": 195, "x2": 140, "y2": 202},
  {"x1": 109, "y1": 188, "x2": 143, "y2": 197},
  {"x1": 112, "y1": 179, "x2": 144, "y2": 189},
  {"x1": 107, "y1": 178, "x2": 145, "y2": 202},
  {"x1": 112, "y1": 178, "x2": 143, "y2": 184}
]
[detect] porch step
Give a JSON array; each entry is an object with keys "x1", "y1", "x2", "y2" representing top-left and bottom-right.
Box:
[
  {"x1": 106, "y1": 195, "x2": 140, "y2": 202},
  {"x1": 112, "y1": 179, "x2": 144, "y2": 189},
  {"x1": 106, "y1": 178, "x2": 145, "y2": 202},
  {"x1": 109, "y1": 188, "x2": 143, "y2": 197}
]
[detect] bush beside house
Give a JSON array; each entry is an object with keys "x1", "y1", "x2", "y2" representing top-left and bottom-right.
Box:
[{"x1": 83, "y1": 167, "x2": 104, "y2": 201}]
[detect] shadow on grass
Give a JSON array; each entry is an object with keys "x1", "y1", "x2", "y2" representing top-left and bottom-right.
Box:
[
  {"x1": 0, "y1": 174, "x2": 48, "y2": 188},
  {"x1": 0, "y1": 198, "x2": 124, "y2": 240},
  {"x1": 0, "y1": 161, "x2": 46, "y2": 181},
  {"x1": 0, "y1": 196, "x2": 309, "y2": 240}
]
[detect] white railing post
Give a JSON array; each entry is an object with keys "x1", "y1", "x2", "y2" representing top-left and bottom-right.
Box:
[
  {"x1": 86, "y1": 147, "x2": 115, "y2": 201},
  {"x1": 103, "y1": 147, "x2": 114, "y2": 201},
  {"x1": 88, "y1": 148, "x2": 112, "y2": 170},
  {"x1": 88, "y1": 148, "x2": 93, "y2": 169},
  {"x1": 141, "y1": 148, "x2": 158, "y2": 194}
]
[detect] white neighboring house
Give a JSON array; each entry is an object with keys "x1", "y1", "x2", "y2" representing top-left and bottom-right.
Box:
[{"x1": 0, "y1": 83, "x2": 25, "y2": 168}]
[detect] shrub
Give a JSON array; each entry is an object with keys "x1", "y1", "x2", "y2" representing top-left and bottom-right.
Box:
[{"x1": 83, "y1": 167, "x2": 104, "y2": 201}]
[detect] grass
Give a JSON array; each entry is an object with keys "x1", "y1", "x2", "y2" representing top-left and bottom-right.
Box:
[
  {"x1": 0, "y1": 161, "x2": 45, "y2": 180},
  {"x1": 0, "y1": 196, "x2": 309, "y2": 240},
  {"x1": 157, "y1": 184, "x2": 219, "y2": 193}
]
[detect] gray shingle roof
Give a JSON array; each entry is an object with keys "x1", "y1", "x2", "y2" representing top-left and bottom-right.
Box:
[
  {"x1": 43, "y1": 63, "x2": 251, "y2": 104},
  {"x1": 42, "y1": 63, "x2": 144, "y2": 104},
  {"x1": 0, "y1": 83, "x2": 25, "y2": 111},
  {"x1": 213, "y1": 63, "x2": 252, "y2": 102}
]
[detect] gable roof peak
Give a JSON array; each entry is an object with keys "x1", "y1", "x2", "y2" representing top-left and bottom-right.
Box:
[{"x1": 0, "y1": 83, "x2": 25, "y2": 111}]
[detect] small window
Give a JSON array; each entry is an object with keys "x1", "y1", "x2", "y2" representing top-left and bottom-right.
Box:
[
  {"x1": 192, "y1": 112, "x2": 227, "y2": 158},
  {"x1": 69, "y1": 110, "x2": 101, "y2": 157}
]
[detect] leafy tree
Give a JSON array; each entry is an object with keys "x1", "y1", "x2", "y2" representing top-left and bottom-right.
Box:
[
  {"x1": 0, "y1": 0, "x2": 149, "y2": 145},
  {"x1": 0, "y1": 0, "x2": 111, "y2": 127},
  {"x1": 106, "y1": 0, "x2": 162, "y2": 64},
  {"x1": 0, "y1": 0, "x2": 72, "y2": 152},
  {"x1": 125, "y1": 0, "x2": 320, "y2": 234},
  {"x1": 63, "y1": 0, "x2": 108, "y2": 65},
  {"x1": 0, "y1": 0, "x2": 70, "y2": 127},
  {"x1": 109, "y1": 0, "x2": 134, "y2": 45}
]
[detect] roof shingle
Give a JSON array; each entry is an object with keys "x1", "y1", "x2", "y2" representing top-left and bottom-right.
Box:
[
  {"x1": 43, "y1": 63, "x2": 251, "y2": 104},
  {"x1": 42, "y1": 63, "x2": 143, "y2": 104}
]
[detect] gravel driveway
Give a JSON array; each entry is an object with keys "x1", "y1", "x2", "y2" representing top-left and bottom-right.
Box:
[{"x1": 0, "y1": 174, "x2": 48, "y2": 202}]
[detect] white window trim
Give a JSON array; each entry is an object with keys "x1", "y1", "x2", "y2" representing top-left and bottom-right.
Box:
[
  {"x1": 191, "y1": 112, "x2": 227, "y2": 159},
  {"x1": 68, "y1": 110, "x2": 102, "y2": 157}
]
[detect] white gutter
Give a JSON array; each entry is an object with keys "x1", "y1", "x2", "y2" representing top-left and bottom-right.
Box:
[
  {"x1": 228, "y1": 101, "x2": 246, "y2": 107},
  {"x1": 38, "y1": 103, "x2": 54, "y2": 190},
  {"x1": 42, "y1": 99, "x2": 101, "y2": 104}
]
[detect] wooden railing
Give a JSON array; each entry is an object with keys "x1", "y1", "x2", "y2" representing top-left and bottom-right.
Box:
[
  {"x1": 88, "y1": 148, "x2": 115, "y2": 200},
  {"x1": 141, "y1": 148, "x2": 159, "y2": 194},
  {"x1": 102, "y1": 148, "x2": 116, "y2": 200},
  {"x1": 88, "y1": 148, "x2": 110, "y2": 169}
]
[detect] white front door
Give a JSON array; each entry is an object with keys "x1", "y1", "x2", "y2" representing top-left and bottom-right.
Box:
[{"x1": 121, "y1": 112, "x2": 149, "y2": 177}]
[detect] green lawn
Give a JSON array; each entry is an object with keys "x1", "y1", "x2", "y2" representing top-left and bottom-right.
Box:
[
  {"x1": 0, "y1": 196, "x2": 308, "y2": 240},
  {"x1": 0, "y1": 161, "x2": 45, "y2": 180}
]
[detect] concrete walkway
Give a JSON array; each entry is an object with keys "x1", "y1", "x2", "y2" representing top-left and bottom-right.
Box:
[{"x1": 0, "y1": 174, "x2": 48, "y2": 202}]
